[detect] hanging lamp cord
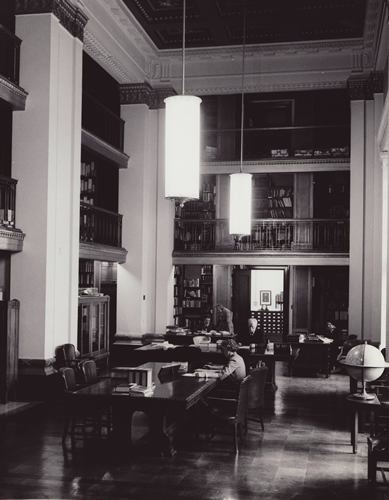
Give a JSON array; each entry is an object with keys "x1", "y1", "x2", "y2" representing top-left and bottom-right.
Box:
[
  {"x1": 182, "y1": 0, "x2": 186, "y2": 96},
  {"x1": 240, "y1": 0, "x2": 247, "y2": 173}
]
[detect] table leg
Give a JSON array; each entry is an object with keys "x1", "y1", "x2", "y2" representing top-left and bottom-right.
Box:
[
  {"x1": 147, "y1": 412, "x2": 175, "y2": 458},
  {"x1": 351, "y1": 408, "x2": 358, "y2": 454}
]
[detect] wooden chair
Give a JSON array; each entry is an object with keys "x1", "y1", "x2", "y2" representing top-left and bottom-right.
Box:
[
  {"x1": 246, "y1": 364, "x2": 268, "y2": 430},
  {"x1": 59, "y1": 367, "x2": 109, "y2": 445},
  {"x1": 368, "y1": 434, "x2": 389, "y2": 482},
  {"x1": 80, "y1": 359, "x2": 99, "y2": 385},
  {"x1": 206, "y1": 375, "x2": 252, "y2": 453}
]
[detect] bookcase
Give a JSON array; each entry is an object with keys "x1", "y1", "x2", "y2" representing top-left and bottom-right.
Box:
[
  {"x1": 313, "y1": 171, "x2": 350, "y2": 219},
  {"x1": 78, "y1": 259, "x2": 94, "y2": 288},
  {"x1": 175, "y1": 174, "x2": 216, "y2": 220},
  {"x1": 78, "y1": 295, "x2": 110, "y2": 364},
  {"x1": 173, "y1": 265, "x2": 183, "y2": 325},
  {"x1": 252, "y1": 173, "x2": 294, "y2": 219},
  {"x1": 173, "y1": 264, "x2": 213, "y2": 330},
  {"x1": 80, "y1": 149, "x2": 119, "y2": 213}
]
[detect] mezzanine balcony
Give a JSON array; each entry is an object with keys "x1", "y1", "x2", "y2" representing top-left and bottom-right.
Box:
[
  {"x1": 201, "y1": 125, "x2": 350, "y2": 162},
  {"x1": 174, "y1": 219, "x2": 349, "y2": 254},
  {"x1": 0, "y1": 175, "x2": 25, "y2": 252}
]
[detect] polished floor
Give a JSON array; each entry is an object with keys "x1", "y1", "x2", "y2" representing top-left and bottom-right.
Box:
[{"x1": 0, "y1": 363, "x2": 389, "y2": 500}]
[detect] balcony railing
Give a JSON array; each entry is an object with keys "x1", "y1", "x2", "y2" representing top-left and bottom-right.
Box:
[
  {"x1": 0, "y1": 175, "x2": 16, "y2": 228},
  {"x1": 80, "y1": 202, "x2": 123, "y2": 248},
  {"x1": 82, "y1": 91, "x2": 125, "y2": 151},
  {"x1": 0, "y1": 24, "x2": 21, "y2": 85},
  {"x1": 174, "y1": 219, "x2": 349, "y2": 253},
  {"x1": 202, "y1": 125, "x2": 350, "y2": 162}
]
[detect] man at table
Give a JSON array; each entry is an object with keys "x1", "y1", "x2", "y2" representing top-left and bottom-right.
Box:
[{"x1": 239, "y1": 318, "x2": 267, "y2": 347}]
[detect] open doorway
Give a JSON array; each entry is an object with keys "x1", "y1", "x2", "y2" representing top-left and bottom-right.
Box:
[{"x1": 233, "y1": 266, "x2": 289, "y2": 342}]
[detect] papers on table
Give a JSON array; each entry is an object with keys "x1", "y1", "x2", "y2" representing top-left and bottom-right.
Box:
[{"x1": 113, "y1": 383, "x2": 155, "y2": 396}]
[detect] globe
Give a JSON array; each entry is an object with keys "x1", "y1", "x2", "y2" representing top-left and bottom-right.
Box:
[{"x1": 340, "y1": 342, "x2": 389, "y2": 399}]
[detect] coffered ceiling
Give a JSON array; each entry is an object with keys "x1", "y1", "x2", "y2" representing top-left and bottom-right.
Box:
[{"x1": 122, "y1": 0, "x2": 367, "y2": 51}]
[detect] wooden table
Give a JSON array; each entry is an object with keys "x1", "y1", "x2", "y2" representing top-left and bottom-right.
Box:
[
  {"x1": 346, "y1": 394, "x2": 382, "y2": 453},
  {"x1": 73, "y1": 362, "x2": 218, "y2": 457},
  {"x1": 133, "y1": 343, "x2": 292, "y2": 394}
]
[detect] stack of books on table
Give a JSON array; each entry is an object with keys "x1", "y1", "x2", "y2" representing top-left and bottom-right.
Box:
[{"x1": 114, "y1": 383, "x2": 155, "y2": 396}]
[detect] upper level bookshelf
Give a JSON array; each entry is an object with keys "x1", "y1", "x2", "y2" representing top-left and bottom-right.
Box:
[
  {"x1": 313, "y1": 171, "x2": 350, "y2": 219},
  {"x1": 252, "y1": 173, "x2": 294, "y2": 219},
  {"x1": 201, "y1": 89, "x2": 350, "y2": 162},
  {"x1": 175, "y1": 174, "x2": 216, "y2": 220}
]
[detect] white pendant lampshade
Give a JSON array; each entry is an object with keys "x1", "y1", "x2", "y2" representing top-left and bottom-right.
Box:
[
  {"x1": 230, "y1": 172, "x2": 252, "y2": 237},
  {"x1": 164, "y1": 94, "x2": 202, "y2": 206}
]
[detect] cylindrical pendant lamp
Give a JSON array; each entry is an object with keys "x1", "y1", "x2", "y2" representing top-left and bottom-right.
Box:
[
  {"x1": 230, "y1": 172, "x2": 252, "y2": 237},
  {"x1": 164, "y1": 94, "x2": 202, "y2": 205}
]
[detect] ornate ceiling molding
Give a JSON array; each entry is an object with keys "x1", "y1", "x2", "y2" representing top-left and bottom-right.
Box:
[
  {"x1": 348, "y1": 71, "x2": 384, "y2": 100},
  {"x1": 190, "y1": 80, "x2": 347, "y2": 96},
  {"x1": 101, "y1": 0, "x2": 158, "y2": 59},
  {"x1": 119, "y1": 83, "x2": 176, "y2": 109},
  {"x1": 83, "y1": 28, "x2": 137, "y2": 84},
  {"x1": 15, "y1": 0, "x2": 88, "y2": 41},
  {"x1": 159, "y1": 39, "x2": 365, "y2": 62}
]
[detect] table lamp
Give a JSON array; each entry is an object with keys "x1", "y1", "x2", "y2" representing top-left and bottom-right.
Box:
[{"x1": 340, "y1": 342, "x2": 389, "y2": 400}]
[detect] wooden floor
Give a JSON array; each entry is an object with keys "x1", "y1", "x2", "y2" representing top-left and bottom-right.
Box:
[{"x1": 1, "y1": 363, "x2": 389, "y2": 500}]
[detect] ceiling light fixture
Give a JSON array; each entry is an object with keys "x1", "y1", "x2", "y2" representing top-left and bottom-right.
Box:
[
  {"x1": 164, "y1": 0, "x2": 201, "y2": 206},
  {"x1": 229, "y1": 0, "x2": 252, "y2": 239}
]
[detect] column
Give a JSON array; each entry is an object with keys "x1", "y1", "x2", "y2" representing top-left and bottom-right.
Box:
[
  {"x1": 11, "y1": 4, "x2": 86, "y2": 369},
  {"x1": 117, "y1": 84, "x2": 175, "y2": 335}
]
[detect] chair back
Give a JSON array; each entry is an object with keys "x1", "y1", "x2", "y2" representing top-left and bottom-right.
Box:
[
  {"x1": 59, "y1": 367, "x2": 78, "y2": 392},
  {"x1": 247, "y1": 365, "x2": 268, "y2": 411},
  {"x1": 81, "y1": 360, "x2": 99, "y2": 384},
  {"x1": 236, "y1": 375, "x2": 252, "y2": 424},
  {"x1": 62, "y1": 343, "x2": 77, "y2": 361}
]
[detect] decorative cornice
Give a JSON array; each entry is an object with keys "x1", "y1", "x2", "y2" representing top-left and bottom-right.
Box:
[
  {"x1": 83, "y1": 29, "x2": 138, "y2": 84},
  {"x1": 191, "y1": 81, "x2": 347, "y2": 96},
  {"x1": 0, "y1": 76, "x2": 28, "y2": 111},
  {"x1": 159, "y1": 38, "x2": 365, "y2": 61},
  {"x1": 15, "y1": 0, "x2": 88, "y2": 41},
  {"x1": 119, "y1": 83, "x2": 176, "y2": 109},
  {"x1": 348, "y1": 71, "x2": 384, "y2": 100},
  {"x1": 0, "y1": 228, "x2": 26, "y2": 252}
]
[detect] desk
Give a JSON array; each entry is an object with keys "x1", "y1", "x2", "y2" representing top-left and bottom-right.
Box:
[
  {"x1": 346, "y1": 394, "x2": 381, "y2": 453},
  {"x1": 132, "y1": 344, "x2": 292, "y2": 395},
  {"x1": 73, "y1": 362, "x2": 218, "y2": 457},
  {"x1": 290, "y1": 340, "x2": 332, "y2": 377}
]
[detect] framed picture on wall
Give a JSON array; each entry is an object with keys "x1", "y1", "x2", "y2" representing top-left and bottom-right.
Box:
[{"x1": 260, "y1": 290, "x2": 271, "y2": 306}]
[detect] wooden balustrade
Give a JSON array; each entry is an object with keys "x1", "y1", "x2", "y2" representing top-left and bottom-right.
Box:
[
  {"x1": 82, "y1": 91, "x2": 125, "y2": 151},
  {"x1": 0, "y1": 175, "x2": 16, "y2": 228},
  {"x1": 0, "y1": 24, "x2": 21, "y2": 85},
  {"x1": 174, "y1": 219, "x2": 349, "y2": 253},
  {"x1": 80, "y1": 202, "x2": 123, "y2": 248}
]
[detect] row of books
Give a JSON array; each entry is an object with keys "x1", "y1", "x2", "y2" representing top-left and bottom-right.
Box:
[
  {"x1": 268, "y1": 198, "x2": 292, "y2": 208},
  {"x1": 81, "y1": 162, "x2": 96, "y2": 177}
]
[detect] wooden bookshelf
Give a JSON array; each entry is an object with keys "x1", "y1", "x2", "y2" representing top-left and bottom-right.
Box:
[{"x1": 174, "y1": 264, "x2": 213, "y2": 330}]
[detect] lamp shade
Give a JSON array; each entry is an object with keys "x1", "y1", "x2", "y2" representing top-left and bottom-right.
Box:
[
  {"x1": 230, "y1": 172, "x2": 252, "y2": 237},
  {"x1": 164, "y1": 95, "x2": 202, "y2": 205}
]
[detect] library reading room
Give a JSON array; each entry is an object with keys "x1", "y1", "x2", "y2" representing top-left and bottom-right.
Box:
[{"x1": 1, "y1": 0, "x2": 389, "y2": 499}]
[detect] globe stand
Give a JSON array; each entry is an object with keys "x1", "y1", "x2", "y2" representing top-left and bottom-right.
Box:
[{"x1": 351, "y1": 380, "x2": 375, "y2": 400}]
